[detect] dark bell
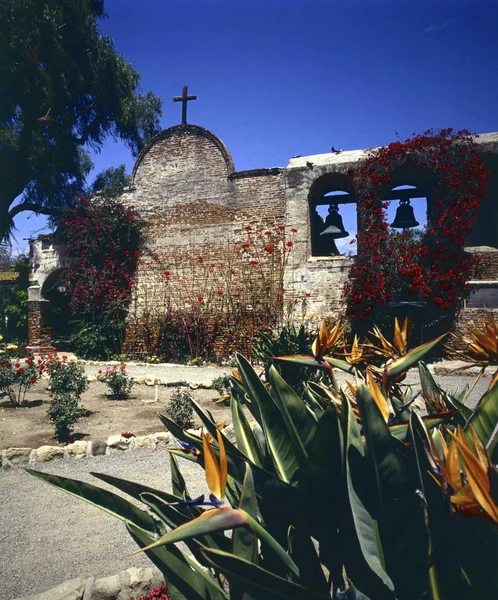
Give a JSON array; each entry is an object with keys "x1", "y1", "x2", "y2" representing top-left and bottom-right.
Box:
[
  {"x1": 320, "y1": 204, "x2": 350, "y2": 240},
  {"x1": 390, "y1": 199, "x2": 419, "y2": 230}
]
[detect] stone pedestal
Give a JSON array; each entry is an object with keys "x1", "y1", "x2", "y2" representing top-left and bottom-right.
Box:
[{"x1": 27, "y1": 298, "x2": 52, "y2": 350}]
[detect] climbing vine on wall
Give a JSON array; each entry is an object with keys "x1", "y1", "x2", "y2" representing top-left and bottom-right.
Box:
[
  {"x1": 343, "y1": 129, "x2": 491, "y2": 331},
  {"x1": 57, "y1": 196, "x2": 144, "y2": 356}
]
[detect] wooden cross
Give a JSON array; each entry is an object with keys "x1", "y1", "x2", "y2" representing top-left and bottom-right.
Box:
[{"x1": 173, "y1": 85, "x2": 197, "y2": 124}]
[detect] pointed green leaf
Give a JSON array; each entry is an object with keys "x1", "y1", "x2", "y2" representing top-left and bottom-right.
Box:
[
  {"x1": 128, "y1": 523, "x2": 228, "y2": 600},
  {"x1": 237, "y1": 354, "x2": 300, "y2": 482},
  {"x1": 201, "y1": 548, "x2": 327, "y2": 600},
  {"x1": 268, "y1": 365, "x2": 317, "y2": 462},
  {"x1": 25, "y1": 469, "x2": 159, "y2": 537},
  {"x1": 233, "y1": 464, "x2": 259, "y2": 564},
  {"x1": 343, "y1": 400, "x2": 395, "y2": 594},
  {"x1": 465, "y1": 379, "x2": 498, "y2": 448},
  {"x1": 231, "y1": 398, "x2": 264, "y2": 467},
  {"x1": 385, "y1": 334, "x2": 447, "y2": 381},
  {"x1": 170, "y1": 453, "x2": 188, "y2": 499}
]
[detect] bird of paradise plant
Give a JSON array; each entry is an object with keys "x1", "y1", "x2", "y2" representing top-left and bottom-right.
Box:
[{"x1": 25, "y1": 325, "x2": 498, "y2": 599}]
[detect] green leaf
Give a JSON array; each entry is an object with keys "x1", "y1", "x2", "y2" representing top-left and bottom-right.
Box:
[
  {"x1": 385, "y1": 334, "x2": 447, "y2": 381},
  {"x1": 342, "y1": 400, "x2": 395, "y2": 595},
  {"x1": 418, "y1": 361, "x2": 443, "y2": 408},
  {"x1": 128, "y1": 523, "x2": 228, "y2": 600},
  {"x1": 201, "y1": 548, "x2": 328, "y2": 600},
  {"x1": 231, "y1": 398, "x2": 264, "y2": 467},
  {"x1": 170, "y1": 453, "x2": 189, "y2": 500},
  {"x1": 268, "y1": 365, "x2": 317, "y2": 463},
  {"x1": 465, "y1": 379, "x2": 498, "y2": 448},
  {"x1": 273, "y1": 354, "x2": 329, "y2": 370},
  {"x1": 389, "y1": 416, "x2": 447, "y2": 442},
  {"x1": 25, "y1": 469, "x2": 159, "y2": 537},
  {"x1": 237, "y1": 354, "x2": 300, "y2": 483},
  {"x1": 324, "y1": 356, "x2": 357, "y2": 374},
  {"x1": 233, "y1": 464, "x2": 259, "y2": 564},
  {"x1": 136, "y1": 505, "x2": 299, "y2": 578},
  {"x1": 356, "y1": 385, "x2": 407, "y2": 514}
]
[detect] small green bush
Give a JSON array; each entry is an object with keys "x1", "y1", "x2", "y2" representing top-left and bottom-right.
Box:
[
  {"x1": 167, "y1": 388, "x2": 194, "y2": 428},
  {"x1": 43, "y1": 354, "x2": 88, "y2": 442},
  {"x1": 47, "y1": 356, "x2": 88, "y2": 398},
  {"x1": 47, "y1": 393, "x2": 85, "y2": 442},
  {"x1": 102, "y1": 364, "x2": 134, "y2": 398},
  {"x1": 0, "y1": 347, "x2": 40, "y2": 405}
]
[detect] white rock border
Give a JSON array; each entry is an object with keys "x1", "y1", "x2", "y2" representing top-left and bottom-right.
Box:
[
  {"x1": 1, "y1": 424, "x2": 235, "y2": 469},
  {"x1": 12, "y1": 565, "x2": 165, "y2": 600},
  {"x1": 1, "y1": 431, "x2": 174, "y2": 469}
]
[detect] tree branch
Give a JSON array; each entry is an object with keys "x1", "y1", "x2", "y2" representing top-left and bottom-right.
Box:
[{"x1": 8, "y1": 202, "x2": 63, "y2": 220}]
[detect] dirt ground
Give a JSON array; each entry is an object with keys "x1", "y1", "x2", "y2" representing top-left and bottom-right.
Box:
[{"x1": 0, "y1": 380, "x2": 230, "y2": 449}]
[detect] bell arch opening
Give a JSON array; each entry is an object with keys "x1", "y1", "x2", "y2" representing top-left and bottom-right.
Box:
[{"x1": 308, "y1": 174, "x2": 357, "y2": 257}]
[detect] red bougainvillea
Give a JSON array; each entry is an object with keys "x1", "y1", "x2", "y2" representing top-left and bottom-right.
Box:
[
  {"x1": 58, "y1": 196, "x2": 144, "y2": 319},
  {"x1": 343, "y1": 129, "x2": 491, "y2": 328}
]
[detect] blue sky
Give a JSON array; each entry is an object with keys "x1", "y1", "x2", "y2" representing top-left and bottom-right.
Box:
[{"x1": 11, "y1": 0, "x2": 498, "y2": 253}]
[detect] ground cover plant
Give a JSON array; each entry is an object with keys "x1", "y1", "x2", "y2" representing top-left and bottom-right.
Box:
[{"x1": 27, "y1": 317, "x2": 498, "y2": 599}]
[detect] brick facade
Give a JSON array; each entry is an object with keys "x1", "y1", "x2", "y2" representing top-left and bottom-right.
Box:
[{"x1": 27, "y1": 126, "x2": 498, "y2": 356}]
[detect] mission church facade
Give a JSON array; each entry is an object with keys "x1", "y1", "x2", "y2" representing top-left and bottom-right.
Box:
[{"x1": 26, "y1": 89, "x2": 498, "y2": 352}]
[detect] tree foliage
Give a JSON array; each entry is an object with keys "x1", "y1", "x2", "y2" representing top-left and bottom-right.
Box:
[{"x1": 0, "y1": 0, "x2": 162, "y2": 241}]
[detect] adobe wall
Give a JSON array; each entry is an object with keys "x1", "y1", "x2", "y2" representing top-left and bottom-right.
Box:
[
  {"x1": 26, "y1": 127, "x2": 498, "y2": 355},
  {"x1": 282, "y1": 133, "x2": 498, "y2": 329},
  {"x1": 118, "y1": 124, "x2": 286, "y2": 356}
]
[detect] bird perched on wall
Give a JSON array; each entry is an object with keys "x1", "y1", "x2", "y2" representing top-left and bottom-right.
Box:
[
  {"x1": 331, "y1": 146, "x2": 342, "y2": 154},
  {"x1": 306, "y1": 161, "x2": 314, "y2": 169}
]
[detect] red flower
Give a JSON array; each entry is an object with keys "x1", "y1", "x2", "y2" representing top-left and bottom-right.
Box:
[
  {"x1": 216, "y1": 290, "x2": 224, "y2": 296},
  {"x1": 163, "y1": 270, "x2": 171, "y2": 277},
  {"x1": 286, "y1": 241, "x2": 294, "y2": 247},
  {"x1": 264, "y1": 245, "x2": 274, "y2": 254},
  {"x1": 264, "y1": 231, "x2": 273, "y2": 236},
  {"x1": 250, "y1": 260, "x2": 259, "y2": 267},
  {"x1": 277, "y1": 225, "x2": 285, "y2": 230},
  {"x1": 291, "y1": 228, "x2": 298, "y2": 233},
  {"x1": 198, "y1": 295, "x2": 204, "y2": 302},
  {"x1": 30, "y1": 376, "x2": 36, "y2": 383},
  {"x1": 244, "y1": 225, "x2": 252, "y2": 231},
  {"x1": 17, "y1": 368, "x2": 25, "y2": 375}
]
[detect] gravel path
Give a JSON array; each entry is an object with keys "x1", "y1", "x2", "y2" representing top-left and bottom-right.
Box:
[
  {"x1": 0, "y1": 448, "x2": 205, "y2": 600},
  {"x1": 0, "y1": 362, "x2": 493, "y2": 600}
]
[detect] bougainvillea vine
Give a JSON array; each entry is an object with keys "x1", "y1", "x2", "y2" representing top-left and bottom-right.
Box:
[{"x1": 343, "y1": 129, "x2": 491, "y2": 329}]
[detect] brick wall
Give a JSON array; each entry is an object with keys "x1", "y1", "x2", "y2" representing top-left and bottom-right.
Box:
[{"x1": 119, "y1": 124, "x2": 286, "y2": 357}]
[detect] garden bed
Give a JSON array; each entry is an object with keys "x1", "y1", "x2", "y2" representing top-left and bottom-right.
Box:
[{"x1": 0, "y1": 380, "x2": 230, "y2": 450}]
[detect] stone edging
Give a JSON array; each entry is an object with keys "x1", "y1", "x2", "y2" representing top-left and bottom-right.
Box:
[
  {"x1": 12, "y1": 566, "x2": 164, "y2": 600},
  {"x1": 0, "y1": 425, "x2": 234, "y2": 470}
]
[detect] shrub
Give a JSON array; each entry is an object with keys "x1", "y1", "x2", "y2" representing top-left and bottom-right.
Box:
[
  {"x1": 28, "y1": 320, "x2": 498, "y2": 599},
  {"x1": 102, "y1": 363, "x2": 134, "y2": 398},
  {"x1": 253, "y1": 323, "x2": 323, "y2": 394},
  {"x1": 42, "y1": 353, "x2": 88, "y2": 442},
  {"x1": 211, "y1": 374, "x2": 231, "y2": 405},
  {"x1": 47, "y1": 393, "x2": 85, "y2": 442},
  {"x1": 0, "y1": 347, "x2": 40, "y2": 405},
  {"x1": 167, "y1": 388, "x2": 194, "y2": 428},
  {"x1": 156, "y1": 309, "x2": 216, "y2": 363},
  {"x1": 45, "y1": 355, "x2": 88, "y2": 399}
]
